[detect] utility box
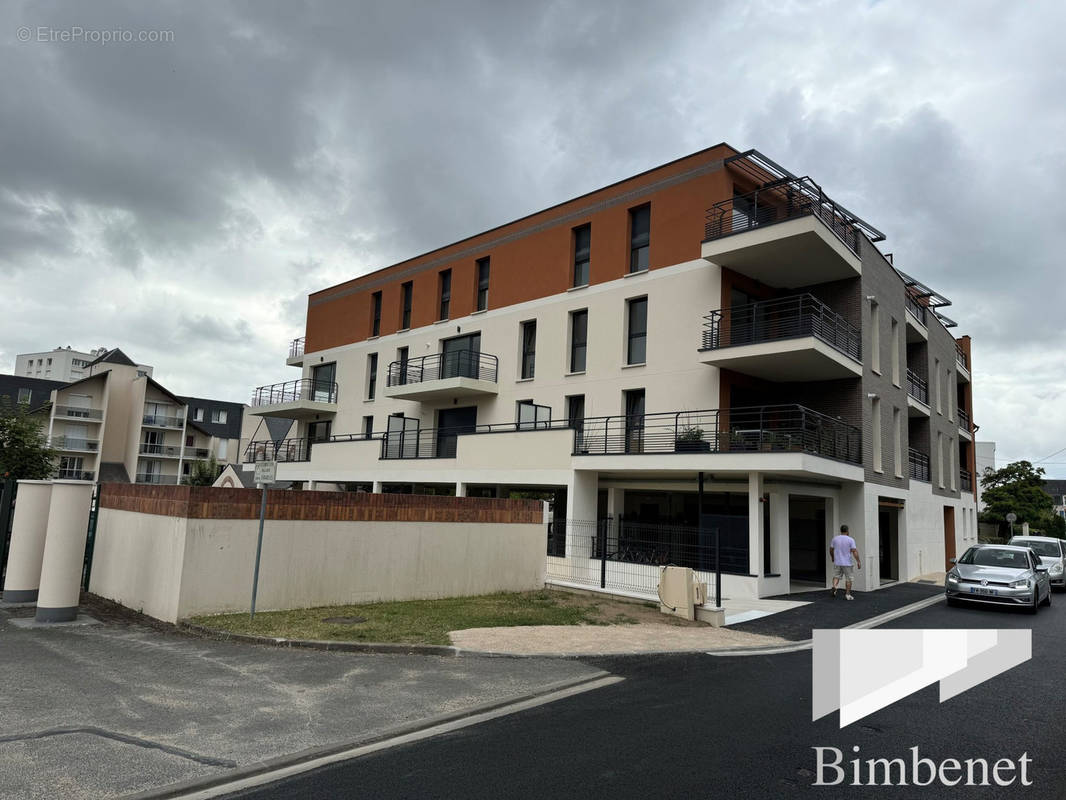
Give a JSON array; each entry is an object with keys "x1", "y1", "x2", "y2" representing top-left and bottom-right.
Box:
[{"x1": 658, "y1": 566, "x2": 702, "y2": 621}]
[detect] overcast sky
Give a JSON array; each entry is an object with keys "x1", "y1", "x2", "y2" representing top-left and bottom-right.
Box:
[{"x1": 2, "y1": 1, "x2": 1064, "y2": 473}]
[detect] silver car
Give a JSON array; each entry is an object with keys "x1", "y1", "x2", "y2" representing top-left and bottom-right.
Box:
[
  {"x1": 1008, "y1": 536, "x2": 1066, "y2": 590},
  {"x1": 946, "y1": 544, "x2": 1051, "y2": 613}
]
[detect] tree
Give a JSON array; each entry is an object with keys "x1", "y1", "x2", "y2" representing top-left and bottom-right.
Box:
[
  {"x1": 183, "y1": 456, "x2": 221, "y2": 486},
  {"x1": 0, "y1": 396, "x2": 56, "y2": 480},
  {"x1": 979, "y1": 460, "x2": 1061, "y2": 538}
]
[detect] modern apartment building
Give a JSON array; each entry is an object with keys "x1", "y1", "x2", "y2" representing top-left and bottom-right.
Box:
[
  {"x1": 15, "y1": 346, "x2": 153, "y2": 382},
  {"x1": 246, "y1": 144, "x2": 978, "y2": 598},
  {"x1": 44, "y1": 348, "x2": 243, "y2": 484}
]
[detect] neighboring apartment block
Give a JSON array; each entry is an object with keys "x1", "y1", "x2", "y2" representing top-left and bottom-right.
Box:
[
  {"x1": 43, "y1": 348, "x2": 243, "y2": 484},
  {"x1": 15, "y1": 346, "x2": 153, "y2": 383},
  {"x1": 245, "y1": 144, "x2": 978, "y2": 599}
]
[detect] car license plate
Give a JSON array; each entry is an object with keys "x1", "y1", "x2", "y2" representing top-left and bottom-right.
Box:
[{"x1": 969, "y1": 587, "x2": 997, "y2": 596}]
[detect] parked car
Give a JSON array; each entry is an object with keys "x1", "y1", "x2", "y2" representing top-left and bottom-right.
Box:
[
  {"x1": 945, "y1": 544, "x2": 1051, "y2": 613},
  {"x1": 1008, "y1": 536, "x2": 1066, "y2": 590}
]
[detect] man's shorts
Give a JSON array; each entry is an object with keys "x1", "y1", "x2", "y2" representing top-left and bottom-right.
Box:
[{"x1": 833, "y1": 564, "x2": 854, "y2": 581}]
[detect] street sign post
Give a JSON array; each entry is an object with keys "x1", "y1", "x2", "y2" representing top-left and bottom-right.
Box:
[
  {"x1": 1006, "y1": 511, "x2": 1017, "y2": 538},
  {"x1": 250, "y1": 462, "x2": 276, "y2": 619}
]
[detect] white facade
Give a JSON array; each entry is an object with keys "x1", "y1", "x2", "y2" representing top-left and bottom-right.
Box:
[{"x1": 15, "y1": 346, "x2": 153, "y2": 383}]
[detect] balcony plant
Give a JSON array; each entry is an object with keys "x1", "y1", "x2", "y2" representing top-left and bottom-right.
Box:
[{"x1": 675, "y1": 425, "x2": 711, "y2": 453}]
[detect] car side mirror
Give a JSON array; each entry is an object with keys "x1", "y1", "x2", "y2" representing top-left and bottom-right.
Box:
[{"x1": 1036, "y1": 566, "x2": 1049, "y2": 573}]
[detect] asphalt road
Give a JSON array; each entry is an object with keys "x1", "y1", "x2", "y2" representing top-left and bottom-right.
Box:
[{"x1": 229, "y1": 596, "x2": 1066, "y2": 799}]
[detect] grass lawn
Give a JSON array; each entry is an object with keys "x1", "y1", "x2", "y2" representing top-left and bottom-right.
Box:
[{"x1": 189, "y1": 589, "x2": 657, "y2": 646}]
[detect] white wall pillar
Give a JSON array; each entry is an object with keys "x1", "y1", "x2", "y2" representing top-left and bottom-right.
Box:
[
  {"x1": 35, "y1": 480, "x2": 94, "y2": 622},
  {"x1": 837, "y1": 482, "x2": 867, "y2": 590},
  {"x1": 2, "y1": 481, "x2": 53, "y2": 603},
  {"x1": 769, "y1": 491, "x2": 789, "y2": 581},
  {"x1": 566, "y1": 471, "x2": 598, "y2": 558},
  {"x1": 456, "y1": 482, "x2": 468, "y2": 497},
  {"x1": 372, "y1": 481, "x2": 383, "y2": 494},
  {"x1": 748, "y1": 472, "x2": 764, "y2": 578},
  {"x1": 606, "y1": 487, "x2": 623, "y2": 519}
]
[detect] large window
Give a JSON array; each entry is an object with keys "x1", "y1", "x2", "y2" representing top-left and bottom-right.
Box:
[
  {"x1": 366, "y1": 353, "x2": 378, "y2": 400},
  {"x1": 438, "y1": 269, "x2": 452, "y2": 320},
  {"x1": 627, "y1": 297, "x2": 648, "y2": 365},
  {"x1": 520, "y1": 320, "x2": 537, "y2": 379},
  {"x1": 311, "y1": 362, "x2": 336, "y2": 402},
  {"x1": 371, "y1": 291, "x2": 382, "y2": 337},
  {"x1": 476, "y1": 257, "x2": 490, "y2": 311},
  {"x1": 573, "y1": 224, "x2": 590, "y2": 287},
  {"x1": 211, "y1": 409, "x2": 227, "y2": 424},
  {"x1": 629, "y1": 204, "x2": 650, "y2": 273},
  {"x1": 363, "y1": 415, "x2": 373, "y2": 439},
  {"x1": 569, "y1": 309, "x2": 588, "y2": 373},
  {"x1": 400, "y1": 282, "x2": 413, "y2": 330}
]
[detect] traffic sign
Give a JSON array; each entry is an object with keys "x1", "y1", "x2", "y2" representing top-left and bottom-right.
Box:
[{"x1": 254, "y1": 461, "x2": 277, "y2": 486}]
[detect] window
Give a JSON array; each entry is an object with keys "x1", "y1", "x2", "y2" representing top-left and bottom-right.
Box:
[
  {"x1": 870, "y1": 300, "x2": 880, "y2": 374},
  {"x1": 186, "y1": 434, "x2": 194, "y2": 447},
  {"x1": 872, "y1": 396, "x2": 882, "y2": 473},
  {"x1": 891, "y1": 318, "x2": 900, "y2": 386},
  {"x1": 182, "y1": 462, "x2": 191, "y2": 476},
  {"x1": 367, "y1": 353, "x2": 378, "y2": 400},
  {"x1": 400, "y1": 282, "x2": 413, "y2": 329},
  {"x1": 16, "y1": 388, "x2": 30, "y2": 404},
  {"x1": 520, "y1": 320, "x2": 537, "y2": 379},
  {"x1": 628, "y1": 205, "x2": 650, "y2": 273},
  {"x1": 517, "y1": 400, "x2": 551, "y2": 430},
  {"x1": 626, "y1": 297, "x2": 648, "y2": 365},
  {"x1": 217, "y1": 440, "x2": 228, "y2": 460},
  {"x1": 567, "y1": 395, "x2": 586, "y2": 449},
  {"x1": 363, "y1": 415, "x2": 374, "y2": 439},
  {"x1": 572, "y1": 224, "x2": 590, "y2": 287},
  {"x1": 308, "y1": 420, "x2": 332, "y2": 443},
  {"x1": 893, "y1": 407, "x2": 902, "y2": 478},
  {"x1": 211, "y1": 409, "x2": 227, "y2": 424},
  {"x1": 937, "y1": 432, "x2": 945, "y2": 488},
  {"x1": 569, "y1": 309, "x2": 588, "y2": 373},
  {"x1": 311, "y1": 362, "x2": 336, "y2": 402},
  {"x1": 371, "y1": 291, "x2": 382, "y2": 337},
  {"x1": 476, "y1": 257, "x2": 490, "y2": 311},
  {"x1": 46, "y1": 358, "x2": 52, "y2": 366},
  {"x1": 934, "y1": 358, "x2": 942, "y2": 413},
  {"x1": 438, "y1": 269, "x2": 452, "y2": 320},
  {"x1": 194, "y1": 408, "x2": 204, "y2": 421},
  {"x1": 395, "y1": 346, "x2": 409, "y2": 385}
]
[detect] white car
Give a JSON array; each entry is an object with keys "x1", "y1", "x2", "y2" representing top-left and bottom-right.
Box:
[{"x1": 1008, "y1": 536, "x2": 1066, "y2": 590}]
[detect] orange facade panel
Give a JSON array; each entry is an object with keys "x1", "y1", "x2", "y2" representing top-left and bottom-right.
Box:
[{"x1": 305, "y1": 144, "x2": 738, "y2": 353}]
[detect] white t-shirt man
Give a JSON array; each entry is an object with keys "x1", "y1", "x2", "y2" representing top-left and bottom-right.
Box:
[{"x1": 829, "y1": 526, "x2": 861, "y2": 599}]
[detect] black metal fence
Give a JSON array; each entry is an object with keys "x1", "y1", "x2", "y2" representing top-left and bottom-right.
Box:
[
  {"x1": 701, "y1": 294, "x2": 861, "y2": 361},
  {"x1": 386, "y1": 350, "x2": 499, "y2": 387},
  {"x1": 909, "y1": 448, "x2": 930, "y2": 482},
  {"x1": 960, "y1": 469, "x2": 973, "y2": 493},
  {"x1": 251, "y1": 378, "x2": 338, "y2": 406},
  {"x1": 289, "y1": 336, "x2": 305, "y2": 359},
  {"x1": 379, "y1": 419, "x2": 574, "y2": 460},
  {"x1": 906, "y1": 370, "x2": 928, "y2": 405},
  {"x1": 905, "y1": 294, "x2": 927, "y2": 325},
  {"x1": 545, "y1": 518, "x2": 748, "y2": 596},
  {"x1": 244, "y1": 437, "x2": 313, "y2": 463}
]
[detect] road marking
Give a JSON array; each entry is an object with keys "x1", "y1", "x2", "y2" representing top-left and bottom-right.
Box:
[{"x1": 161, "y1": 675, "x2": 624, "y2": 799}]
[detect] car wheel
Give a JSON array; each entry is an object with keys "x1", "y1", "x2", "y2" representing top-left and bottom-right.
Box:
[
  {"x1": 1043, "y1": 586, "x2": 1052, "y2": 607},
  {"x1": 1028, "y1": 589, "x2": 1040, "y2": 615}
]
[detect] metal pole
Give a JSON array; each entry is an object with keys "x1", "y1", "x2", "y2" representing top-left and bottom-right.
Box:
[
  {"x1": 715, "y1": 528, "x2": 722, "y2": 609},
  {"x1": 250, "y1": 486, "x2": 267, "y2": 619},
  {"x1": 599, "y1": 518, "x2": 608, "y2": 589}
]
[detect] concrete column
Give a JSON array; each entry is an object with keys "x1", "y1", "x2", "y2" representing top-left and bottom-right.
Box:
[
  {"x1": 748, "y1": 472, "x2": 764, "y2": 578},
  {"x1": 605, "y1": 487, "x2": 623, "y2": 519},
  {"x1": 455, "y1": 482, "x2": 468, "y2": 497},
  {"x1": 372, "y1": 481, "x2": 383, "y2": 494},
  {"x1": 769, "y1": 491, "x2": 789, "y2": 581},
  {"x1": 566, "y1": 470, "x2": 598, "y2": 558},
  {"x1": 35, "y1": 480, "x2": 94, "y2": 623},
  {"x1": 2, "y1": 481, "x2": 53, "y2": 603}
]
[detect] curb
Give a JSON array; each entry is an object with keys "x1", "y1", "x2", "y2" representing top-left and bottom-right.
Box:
[
  {"x1": 177, "y1": 621, "x2": 461, "y2": 657},
  {"x1": 122, "y1": 670, "x2": 614, "y2": 800}
]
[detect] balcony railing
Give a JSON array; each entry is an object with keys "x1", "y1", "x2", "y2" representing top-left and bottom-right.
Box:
[
  {"x1": 905, "y1": 294, "x2": 927, "y2": 325},
  {"x1": 183, "y1": 447, "x2": 211, "y2": 460},
  {"x1": 373, "y1": 405, "x2": 861, "y2": 463},
  {"x1": 703, "y1": 177, "x2": 863, "y2": 256},
  {"x1": 142, "y1": 413, "x2": 185, "y2": 428},
  {"x1": 244, "y1": 437, "x2": 312, "y2": 463},
  {"x1": 960, "y1": 469, "x2": 973, "y2": 493},
  {"x1": 958, "y1": 408, "x2": 971, "y2": 430},
  {"x1": 289, "y1": 336, "x2": 305, "y2": 359},
  {"x1": 135, "y1": 473, "x2": 180, "y2": 485},
  {"x1": 386, "y1": 350, "x2": 499, "y2": 387},
  {"x1": 251, "y1": 378, "x2": 338, "y2": 406},
  {"x1": 51, "y1": 436, "x2": 99, "y2": 452},
  {"x1": 956, "y1": 343, "x2": 969, "y2": 370},
  {"x1": 56, "y1": 469, "x2": 95, "y2": 481},
  {"x1": 139, "y1": 443, "x2": 182, "y2": 458},
  {"x1": 909, "y1": 449, "x2": 930, "y2": 482},
  {"x1": 54, "y1": 405, "x2": 103, "y2": 421},
  {"x1": 701, "y1": 294, "x2": 861, "y2": 361},
  {"x1": 906, "y1": 370, "x2": 928, "y2": 405}
]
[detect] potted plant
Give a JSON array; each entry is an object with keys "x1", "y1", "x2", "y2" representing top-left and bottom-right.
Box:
[{"x1": 675, "y1": 425, "x2": 711, "y2": 453}]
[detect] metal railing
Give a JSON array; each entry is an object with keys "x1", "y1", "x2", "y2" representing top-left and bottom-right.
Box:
[
  {"x1": 704, "y1": 177, "x2": 863, "y2": 255},
  {"x1": 51, "y1": 436, "x2": 99, "y2": 452},
  {"x1": 243, "y1": 437, "x2": 312, "y2": 463},
  {"x1": 905, "y1": 294, "x2": 927, "y2": 325},
  {"x1": 956, "y1": 343, "x2": 969, "y2": 370},
  {"x1": 386, "y1": 350, "x2": 499, "y2": 387},
  {"x1": 54, "y1": 405, "x2": 103, "y2": 421},
  {"x1": 139, "y1": 443, "x2": 182, "y2": 457},
  {"x1": 289, "y1": 336, "x2": 306, "y2": 359},
  {"x1": 576, "y1": 405, "x2": 861, "y2": 463},
  {"x1": 378, "y1": 419, "x2": 574, "y2": 460},
  {"x1": 906, "y1": 369, "x2": 928, "y2": 405},
  {"x1": 142, "y1": 413, "x2": 185, "y2": 428},
  {"x1": 251, "y1": 378, "x2": 338, "y2": 406},
  {"x1": 56, "y1": 469, "x2": 95, "y2": 481},
  {"x1": 958, "y1": 408, "x2": 971, "y2": 430},
  {"x1": 135, "y1": 473, "x2": 180, "y2": 485},
  {"x1": 909, "y1": 449, "x2": 930, "y2": 482},
  {"x1": 183, "y1": 447, "x2": 211, "y2": 460},
  {"x1": 961, "y1": 469, "x2": 973, "y2": 492},
  {"x1": 701, "y1": 294, "x2": 860, "y2": 361}
]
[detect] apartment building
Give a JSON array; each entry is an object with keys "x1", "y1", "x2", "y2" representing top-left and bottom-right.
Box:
[
  {"x1": 15, "y1": 346, "x2": 153, "y2": 382},
  {"x1": 44, "y1": 348, "x2": 243, "y2": 484},
  {"x1": 245, "y1": 144, "x2": 978, "y2": 599}
]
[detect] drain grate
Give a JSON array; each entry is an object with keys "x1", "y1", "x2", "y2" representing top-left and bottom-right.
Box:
[{"x1": 322, "y1": 616, "x2": 367, "y2": 625}]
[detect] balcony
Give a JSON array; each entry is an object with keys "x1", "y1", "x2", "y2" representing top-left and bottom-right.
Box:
[
  {"x1": 906, "y1": 370, "x2": 930, "y2": 416},
  {"x1": 136, "y1": 473, "x2": 180, "y2": 485},
  {"x1": 142, "y1": 413, "x2": 185, "y2": 429},
  {"x1": 909, "y1": 449, "x2": 930, "y2": 482},
  {"x1": 698, "y1": 294, "x2": 861, "y2": 381},
  {"x1": 904, "y1": 294, "x2": 928, "y2": 342},
  {"x1": 55, "y1": 469, "x2": 95, "y2": 481},
  {"x1": 250, "y1": 378, "x2": 338, "y2": 420},
  {"x1": 960, "y1": 469, "x2": 973, "y2": 493},
  {"x1": 701, "y1": 177, "x2": 864, "y2": 287},
  {"x1": 956, "y1": 343, "x2": 970, "y2": 383},
  {"x1": 54, "y1": 405, "x2": 103, "y2": 421},
  {"x1": 383, "y1": 351, "x2": 499, "y2": 402},
  {"x1": 287, "y1": 336, "x2": 306, "y2": 367},
  {"x1": 375, "y1": 419, "x2": 571, "y2": 460},
  {"x1": 51, "y1": 436, "x2": 100, "y2": 453},
  {"x1": 183, "y1": 447, "x2": 211, "y2": 460},
  {"x1": 243, "y1": 437, "x2": 312, "y2": 463},
  {"x1": 139, "y1": 443, "x2": 182, "y2": 458}
]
